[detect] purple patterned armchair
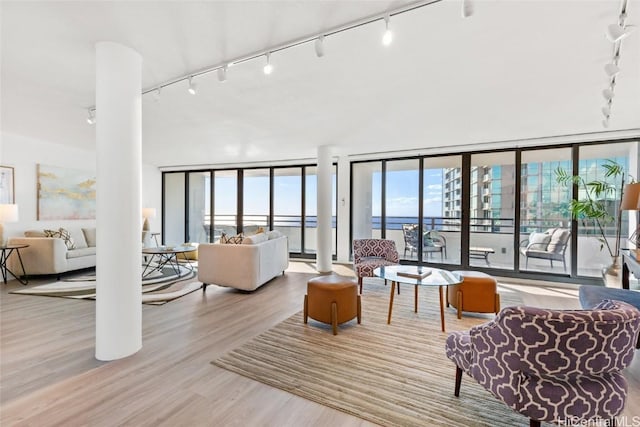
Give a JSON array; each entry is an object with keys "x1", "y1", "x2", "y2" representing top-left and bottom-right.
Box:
[
  {"x1": 352, "y1": 239, "x2": 399, "y2": 294},
  {"x1": 445, "y1": 300, "x2": 640, "y2": 427}
]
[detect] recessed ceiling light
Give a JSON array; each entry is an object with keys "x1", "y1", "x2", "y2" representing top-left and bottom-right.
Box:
[{"x1": 86, "y1": 109, "x2": 95, "y2": 125}]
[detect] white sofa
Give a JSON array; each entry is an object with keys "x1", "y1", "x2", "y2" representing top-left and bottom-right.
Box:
[
  {"x1": 198, "y1": 232, "x2": 289, "y2": 292},
  {"x1": 8, "y1": 228, "x2": 97, "y2": 276}
]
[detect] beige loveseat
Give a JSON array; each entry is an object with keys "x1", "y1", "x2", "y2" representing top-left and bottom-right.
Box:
[
  {"x1": 8, "y1": 228, "x2": 97, "y2": 276},
  {"x1": 198, "y1": 231, "x2": 289, "y2": 292}
]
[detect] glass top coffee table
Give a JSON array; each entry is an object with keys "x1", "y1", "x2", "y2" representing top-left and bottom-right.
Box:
[
  {"x1": 142, "y1": 245, "x2": 195, "y2": 278},
  {"x1": 374, "y1": 265, "x2": 462, "y2": 332}
]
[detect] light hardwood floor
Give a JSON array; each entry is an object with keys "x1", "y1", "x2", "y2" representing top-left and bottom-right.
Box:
[{"x1": 1, "y1": 264, "x2": 639, "y2": 426}]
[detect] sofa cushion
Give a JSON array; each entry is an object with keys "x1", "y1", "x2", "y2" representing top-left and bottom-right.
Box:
[
  {"x1": 69, "y1": 228, "x2": 88, "y2": 249},
  {"x1": 527, "y1": 232, "x2": 551, "y2": 250},
  {"x1": 67, "y1": 247, "x2": 96, "y2": 259},
  {"x1": 220, "y1": 232, "x2": 244, "y2": 244},
  {"x1": 547, "y1": 228, "x2": 570, "y2": 253},
  {"x1": 44, "y1": 228, "x2": 75, "y2": 250},
  {"x1": 266, "y1": 230, "x2": 283, "y2": 240},
  {"x1": 82, "y1": 228, "x2": 97, "y2": 247},
  {"x1": 24, "y1": 230, "x2": 47, "y2": 237},
  {"x1": 243, "y1": 232, "x2": 268, "y2": 245}
]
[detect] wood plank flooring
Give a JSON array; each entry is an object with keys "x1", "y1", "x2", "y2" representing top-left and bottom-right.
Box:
[{"x1": 1, "y1": 265, "x2": 639, "y2": 426}]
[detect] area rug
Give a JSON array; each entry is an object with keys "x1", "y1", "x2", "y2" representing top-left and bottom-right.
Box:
[
  {"x1": 213, "y1": 282, "x2": 526, "y2": 426},
  {"x1": 10, "y1": 266, "x2": 200, "y2": 305}
]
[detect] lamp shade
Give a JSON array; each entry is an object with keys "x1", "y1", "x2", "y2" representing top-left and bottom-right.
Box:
[
  {"x1": 142, "y1": 208, "x2": 157, "y2": 219},
  {"x1": 0, "y1": 204, "x2": 19, "y2": 222},
  {"x1": 620, "y1": 183, "x2": 640, "y2": 210}
]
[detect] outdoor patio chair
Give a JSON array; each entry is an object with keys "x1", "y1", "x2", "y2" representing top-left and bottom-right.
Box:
[
  {"x1": 519, "y1": 227, "x2": 570, "y2": 272},
  {"x1": 401, "y1": 224, "x2": 446, "y2": 261},
  {"x1": 445, "y1": 300, "x2": 640, "y2": 427}
]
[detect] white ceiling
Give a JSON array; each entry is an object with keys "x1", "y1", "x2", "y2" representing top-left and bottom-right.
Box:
[{"x1": 2, "y1": 0, "x2": 639, "y2": 168}]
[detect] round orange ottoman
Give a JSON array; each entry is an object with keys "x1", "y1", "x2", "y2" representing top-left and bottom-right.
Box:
[
  {"x1": 304, "y1": 275, "x2": 361, "y2": 335},
  {"x1": 447, "y1": 271, "x2": 500, "y2": 319}
]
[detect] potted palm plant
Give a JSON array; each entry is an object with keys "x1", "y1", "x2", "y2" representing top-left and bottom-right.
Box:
[{"x1": 555, "y1": 160, "x2": 628, "y2": 283}]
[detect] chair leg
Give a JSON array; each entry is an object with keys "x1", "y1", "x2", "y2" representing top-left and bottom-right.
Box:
[
  {"x1": 456, "y1": 290, "x2": 463, "y2": 319},
  {"x1": 202, "y1": 283, "x2": 208, "y2": 292},
  {"x1": 358, "y1": 277, "x2": 363, "y2": 294},
  {"x1": 357, "y1": 295, "x2": 362, "y2": 324},
  {"x1": 529, "y1": 420, "x2": 540, "y2": 427},
  {"x1": 304, "y1": 295, "x2": 308, "y2": 323},
  {"x1": 331, "y1": 302, "x2": 338, "y2": 335},
  {"x1": 454, "y1": 366, "x2": 462, "y2": 397}
]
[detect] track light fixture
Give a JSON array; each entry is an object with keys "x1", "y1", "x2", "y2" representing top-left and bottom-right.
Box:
[
  {"x1": 152, "y1": 87, "x2": 161, "y2": 102},
  {"x1": 86, "y1": 0, "x2": 469, "y2": 119},
  {"x1": 314, "y1": 36, "x2": 325, "y2": 58},
  {"x1": 606, "y1": 23, "x2": 635, "y2": 42},
  {"x1": 604, "y1": 60, "x2": 620, "y2": 78},
  {"x1": 263, "y1": 53, "x2": 274, "y2": 75},
  {"x1": 86, "y1": 109, "x2": 95, "y2": 125},
  {"x1": 602, "y1": 87, "x2": 615, "y2": 101},
  {"x1": 217, "y1": 66, "x2": 227, "y2": 82},
  {"x1": 602, "y1": 105, "x2": 611, "y2": 116},
  {"x1": 382, "y1": 15, "x2": 393, "y2": 46},
  {"x1": 461, "y1": 0, "x2": 474, "y2": 18},
  {"x1": 602, "y1": 117, "x2": 610, "y2": 128},
  {"x1": 187, "y1": 76, "x2": 197, "y2": 95}
]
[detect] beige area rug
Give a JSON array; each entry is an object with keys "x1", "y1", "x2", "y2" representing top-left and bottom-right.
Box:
[
  {"x1": 10, "y1": 266, "x2": 200, "y2": 305},
  {"x1": 213, "y1": 281, "x2": 527, "y2": 426}
]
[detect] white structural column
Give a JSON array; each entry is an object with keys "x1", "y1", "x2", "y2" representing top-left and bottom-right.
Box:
[
  {"x1": 95, "y1": 42, "x2": 142, "y2": 361},
  {"x1": 316, "y1": 145, "x2": 333, "y2": 273}
]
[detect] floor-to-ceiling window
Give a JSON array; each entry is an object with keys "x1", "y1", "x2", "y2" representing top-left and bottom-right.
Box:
[
  {"x1": 386, "y1": 159, "x2": 419, "y2": 261},
  {"x1": 577, "y1": 142, "x2": 632, "y2": 277},
  {"x1": 214, "y1": 170, "x2": 238, "y2": 238},
  {"x1": 469, "y1": 152, "x2": 516, "y2": 270},
  {"x1": 274, "y1": 167, "x2": 302, "y2": 252},
  {"x1": 163, "y1": 172, "x2": 185, "y2": 245},
  {"x1": 352, "y1": 161, "x2": 382, "y2": 240},
  {"x1": 426, "y1": 155, "x2": 462, "y2": 265},
  {"x1": 242, "y1": 169, "x2": 270, "y2": 234},
  {"x1": 188, "y1": 171, "x2": 210, "y2": 243},
  {"x1": 304, "y1": 166, "x2": 337, "y2": 256},
  {"x1": 519, "y1": 148, "x2": 572, "y2": 274},
  {"x1": 163, "y1": 163, "x2": 337, "y2": 258}
]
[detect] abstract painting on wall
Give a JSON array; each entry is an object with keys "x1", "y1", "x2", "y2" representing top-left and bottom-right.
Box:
[{"x1": 37, "y1": 164, "x2": 96, "y2": 220}]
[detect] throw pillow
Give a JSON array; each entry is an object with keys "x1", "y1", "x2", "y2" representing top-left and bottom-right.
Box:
[
  {"x1": 82, "y1": 228, "x2": 97, "y2": 247},
  {"x1": 527, "y1": 232, "x2": 551, "y2": 250},
  {"x1": 243, "y1": 232, "x2": 268, "y2": 245},
  {"x1": 44, "y1": 227, "x2": 76, "y2": 250},
  {"x1": 547, "y1": 229, "x2": 570, "y2": 253},
  {"x1": 220, "y1": 232, "x2": 244, "y2": 244}
]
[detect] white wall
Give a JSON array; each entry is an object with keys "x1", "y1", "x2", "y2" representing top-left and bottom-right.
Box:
[{"x1": 0, "y1": 132, "x2": 161, "y2": 240}]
